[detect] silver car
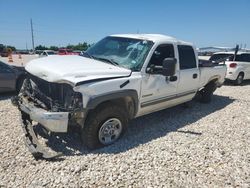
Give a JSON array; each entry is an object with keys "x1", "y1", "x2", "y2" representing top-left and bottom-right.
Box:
[{"x1": 0, "y1": 61, "x2": 26, "y2": 93}]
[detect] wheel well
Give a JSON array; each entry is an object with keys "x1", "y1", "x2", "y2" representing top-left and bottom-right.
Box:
[
  {"x1": 91, "y1": 97, "x2": 136, "y2": 120},
  {"x1": 206, "y1": 78, "x2": 218, "y2": 87},
  {"x1": 198, "y1": 78, "x2": 218, "y2": 93},
  {"x1": 238, "y1": 72, "x2": 244, "y2": 77}
]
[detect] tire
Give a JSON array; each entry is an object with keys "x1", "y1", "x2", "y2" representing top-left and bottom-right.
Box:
[
  {"x1": 81, "y1": 103, "x2": 128, "y2": 149},
  {"x1": 234, "y1": 73, "x2": 244, "y2": 85},
  {"x1": 199, "y1": 81, "x2": 217, "y2": 103}
]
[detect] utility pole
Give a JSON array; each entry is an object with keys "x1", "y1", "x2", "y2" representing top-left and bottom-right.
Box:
[{"x1": 30, "y1": 19, "x2": 35, "y2": 53}]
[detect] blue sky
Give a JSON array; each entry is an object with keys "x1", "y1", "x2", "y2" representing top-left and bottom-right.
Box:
[{"x1": 0, "y1": 0, "x2": 249, "y2": 49}]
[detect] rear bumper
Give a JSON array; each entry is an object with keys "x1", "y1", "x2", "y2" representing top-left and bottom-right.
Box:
[
  {"x1": 18, "y1": 99, "x2": 69, "y2": 133},
  {"x1": 225, "y1": 72, "x2": 238, "y2": 80}
]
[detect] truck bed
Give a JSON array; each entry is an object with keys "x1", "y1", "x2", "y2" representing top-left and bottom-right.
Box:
[{"x1": 199, "y1": 64, "x2": 227, "y2": 88}]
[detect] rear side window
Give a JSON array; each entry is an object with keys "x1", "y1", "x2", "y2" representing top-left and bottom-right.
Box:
[
  {"x1": 209, "y1": 53, "x2": 234, "y2": 61},
  {"x1": 178, "y1": 45, "x2": 197, "y2": 69},
  {"x1": 235, "y1": 54, "x2": 250, "y2": 62}
]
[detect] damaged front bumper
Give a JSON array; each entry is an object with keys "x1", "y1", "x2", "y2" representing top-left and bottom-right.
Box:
[
  {"x1": 18, "y1": 98, "x2": 69, "y2": 133},
  {"x1": 12, "y1": 76, "x2": 84, "y2": 160},
  {"x1": 12, "y1": 96, "x2": 68, "y2": 160}
]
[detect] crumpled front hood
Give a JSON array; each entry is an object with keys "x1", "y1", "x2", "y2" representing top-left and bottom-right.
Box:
[{"x1": 25, "y1": 55, "x2": 131, "y2": 85}]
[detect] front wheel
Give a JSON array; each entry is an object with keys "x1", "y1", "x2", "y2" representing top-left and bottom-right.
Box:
[{"x1": 81, "y1": 103, "x2": 128, "y2": 149}]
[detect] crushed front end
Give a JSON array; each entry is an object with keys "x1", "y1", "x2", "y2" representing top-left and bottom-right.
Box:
[{"x1": 12, "y1": 74, "x2": 84, "y2": 160}]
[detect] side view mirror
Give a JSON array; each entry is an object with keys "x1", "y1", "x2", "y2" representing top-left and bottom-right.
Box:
[{"x1": 162, "y1": 58, "x2": 177, "y2": 77}]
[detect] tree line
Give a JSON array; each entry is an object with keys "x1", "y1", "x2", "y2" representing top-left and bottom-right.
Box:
[
  {"x1": 0, "y1": 44, "x2": 16, "y2": 52},
  {"x1": 35, "y1": 42, "x2": 91, "y2": 51}
]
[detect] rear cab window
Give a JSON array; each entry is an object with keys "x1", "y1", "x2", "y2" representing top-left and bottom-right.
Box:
[{"x1": 177, "y1": 45, "x2": 197, "y2": 69}]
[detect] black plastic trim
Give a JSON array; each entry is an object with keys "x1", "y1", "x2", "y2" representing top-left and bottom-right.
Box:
[
  {"x1": 75, "y1": 71, "x2": 132, "y2": 86},
  {"x1": 86, "y1": 89, "x2": 139, "y2": 116},
  {"x1": 141, "y1": 90, "x2": 196, "y2": 108},
  {"x1": 120, "y1": 80, "x2": 130, "y2": 88}
]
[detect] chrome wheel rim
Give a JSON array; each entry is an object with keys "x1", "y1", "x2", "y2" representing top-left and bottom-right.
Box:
[{"x1": 98, "y1": 118, "x2": 122, "y2": 145}]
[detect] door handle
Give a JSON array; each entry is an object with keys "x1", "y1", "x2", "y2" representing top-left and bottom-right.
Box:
[
  {"x1": 193, "y1": 73, "x2": 198, "y2": 79},
  {"x1": 169, "y1": 76, "x2": 178, "y2": 82}
]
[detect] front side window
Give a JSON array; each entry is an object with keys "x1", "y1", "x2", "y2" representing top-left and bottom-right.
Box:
[
  {"x1": 148, "y1": 44, "x2": 175, "y2": 67},
  {"x1": 86, "y1": 36, "x2": 154, "y2": 71},
  {"x1": 178, "y1": 45, "x2": 197, "y2": 69}
]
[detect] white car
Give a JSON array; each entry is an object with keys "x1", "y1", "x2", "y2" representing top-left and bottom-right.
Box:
[
  {"x1": 13, "y1": 34, "x2": 227, "y2": 159},
  {"x1": 39, "y1": 50, "x2": 57, "y2": 57},
  {"x1": 210, "y1": 52, "x2": 250, "y2": 85}
]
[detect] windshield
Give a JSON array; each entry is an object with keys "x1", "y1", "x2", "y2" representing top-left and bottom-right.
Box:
[{"x1": 86, "y1": 36, "x2": 154, "y2": 71}]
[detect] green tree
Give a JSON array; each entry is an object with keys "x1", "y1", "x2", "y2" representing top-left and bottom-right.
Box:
[
  {"x1": 6, "y1": 45, "x2": 16, "y2": 51},
  {"x1": 35, "y1": 45, "x2": 48, "y2": 50},
  {"x1": 65, "y1": 42, "x2": 90, "y2": 51},
  {"x1": 49, "y1": 46, "x2": 59, "y2": 51},
  {"x1": 35, "y1": 42, "x2": 91, "y2": 51},
  {"x1": 66, "y1": 44, "x2": 74, "y2": 49}
]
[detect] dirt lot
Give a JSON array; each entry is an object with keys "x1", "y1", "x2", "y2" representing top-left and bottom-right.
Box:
[{"x1": 0, "y1": 82, "x2": 249, "y2": 187}]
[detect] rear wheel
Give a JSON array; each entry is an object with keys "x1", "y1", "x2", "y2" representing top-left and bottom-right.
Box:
[
  {"x1": 199, "y1": 81, "x2": 217, "y2": 103},
  {"x1": 235, "y1": 73, "x2": 244, "y2": 85},
  {"x1": 81, "y1": 103, "x2": 128, "y2": 149}
]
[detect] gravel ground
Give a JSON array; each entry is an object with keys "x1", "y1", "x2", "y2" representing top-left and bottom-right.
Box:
[
  {"x1": 0, "y1": 54, "x2": 38, "y2": 66},
  {"x1": 0, "y1": 82, "x2": 249, "y2": 187}
]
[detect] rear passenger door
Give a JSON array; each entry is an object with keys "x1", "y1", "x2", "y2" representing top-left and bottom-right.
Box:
[
  {"x1": 177, "y1": 45, "x2": 199, "y2": 98},
  {"x1": 236, "y1": 54, "x2": 250, "y2": 79}
]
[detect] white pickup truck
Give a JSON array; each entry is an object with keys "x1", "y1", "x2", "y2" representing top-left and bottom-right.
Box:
[{"x1": 12, "y1": 34, "x2": 226, "y2": 159}]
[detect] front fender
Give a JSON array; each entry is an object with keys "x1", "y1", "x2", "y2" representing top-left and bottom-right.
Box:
[{"x1": 86, "y1": 89, "x2": 139, "y2": 115}]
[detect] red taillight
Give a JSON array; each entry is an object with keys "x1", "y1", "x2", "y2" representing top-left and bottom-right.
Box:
[{"x1": 229, "y1": 63, "x2": 237, "y2": 68}]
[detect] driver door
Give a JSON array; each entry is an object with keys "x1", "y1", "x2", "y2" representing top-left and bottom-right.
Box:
[{"x1": 139, "y1": 44, "x2": 179, "y2": 116}]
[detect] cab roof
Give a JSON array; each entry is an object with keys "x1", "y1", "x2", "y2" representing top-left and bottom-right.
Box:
[{"x1": 111, "y1": 34, "x2": 192, "y2": 45}]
